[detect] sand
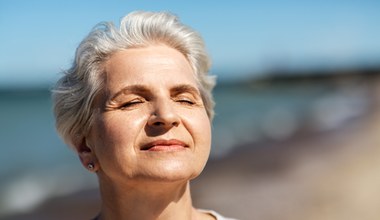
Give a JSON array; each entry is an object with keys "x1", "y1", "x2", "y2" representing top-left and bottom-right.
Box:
[{"x1": 193, "y1": 109, "x2": 380, "y2": 220}]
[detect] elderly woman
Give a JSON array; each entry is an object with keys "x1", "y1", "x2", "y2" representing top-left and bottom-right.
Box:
[{"x1": 53, "y1": 11, "x2": 236, "y2": 220}]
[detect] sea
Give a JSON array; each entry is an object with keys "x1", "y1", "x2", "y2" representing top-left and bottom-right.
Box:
[{"x1": 0, "y1": 77, "x2": 371, "y2": 217}]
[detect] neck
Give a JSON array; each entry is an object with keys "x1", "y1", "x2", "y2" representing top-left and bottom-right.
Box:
[{"x1": 97, "y1": 177, "x2": 198, "y2": 220}]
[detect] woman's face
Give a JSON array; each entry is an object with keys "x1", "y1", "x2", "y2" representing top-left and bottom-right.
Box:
[{"x1": 86, "y1": 45, "x2": 211, "y2": 184}]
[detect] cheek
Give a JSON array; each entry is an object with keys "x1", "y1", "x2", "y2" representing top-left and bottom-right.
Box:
[
  {"x1": 90, "y1": 113, "x2": 148, "y2": 152},
  {"x1": 188, "y1": 112, "x2": 212, "y2": 176},
  {"x1": 188, "y1": 111, "x2": 212, "y2": 151}
]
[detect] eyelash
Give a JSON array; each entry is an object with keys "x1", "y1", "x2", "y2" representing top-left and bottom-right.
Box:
[
  {"x1": 176, "y1": 97, "x2": 195, "y2": 105},
  {"x1": 120, "y1": 99, "x2": 144, "y2": 109}
]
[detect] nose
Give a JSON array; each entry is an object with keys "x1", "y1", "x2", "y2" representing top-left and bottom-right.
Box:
[{"x1": 147, "y1": 101, "x2": 180, "y2": 129}]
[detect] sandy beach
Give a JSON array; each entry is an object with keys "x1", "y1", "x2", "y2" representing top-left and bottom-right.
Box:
[
  {"x1": 193, "y1": 109, "x2": 380, "y2": 220},
  {"x1": 3, "y1": 77, "x2": 380, "y2": 220}
]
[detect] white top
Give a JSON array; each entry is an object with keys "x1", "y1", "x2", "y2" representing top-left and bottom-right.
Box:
[{"x1": 199, "y1": 209, "x2": 238, "y2": 220}]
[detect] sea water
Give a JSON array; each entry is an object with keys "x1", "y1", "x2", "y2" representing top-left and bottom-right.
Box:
[{"x1": 0, "y1": 80, "x2": 370, "y2": 216}]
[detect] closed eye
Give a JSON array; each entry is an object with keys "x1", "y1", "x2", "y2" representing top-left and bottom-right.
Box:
[
  {"x1": 175, "y1": 97, "x2": 196, "y2": 105},
  {"x1": 120, "y1": 99, "x2": 144, "y2": 109}
]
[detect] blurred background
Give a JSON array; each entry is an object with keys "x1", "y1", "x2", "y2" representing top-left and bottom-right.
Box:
[{"x1": 1, "y1": 1, "x2": 380, "y2": 219}]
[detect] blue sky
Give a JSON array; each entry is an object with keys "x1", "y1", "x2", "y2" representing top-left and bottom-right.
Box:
[{"x1": 1, "y1": 0, "x2": 380, "y2": 87}]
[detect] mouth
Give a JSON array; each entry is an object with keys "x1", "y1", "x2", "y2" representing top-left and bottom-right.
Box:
[{"x1": 141, "y1": 139, "x2": 188, "y2": 152}]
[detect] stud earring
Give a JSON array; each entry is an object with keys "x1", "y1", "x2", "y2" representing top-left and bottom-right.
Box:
[{"x1": 87, "y1": 163, "x2": 94, "y2": 170}]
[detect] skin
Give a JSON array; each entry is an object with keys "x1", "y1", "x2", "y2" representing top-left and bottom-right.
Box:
[{"x1": 76, "y1": 45, "x2": 214, "y2": 220}]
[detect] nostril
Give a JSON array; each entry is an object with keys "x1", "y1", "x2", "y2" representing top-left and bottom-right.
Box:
[
  {"x1": 148, "y1": 108, "x2": 180, "y2": 128},
  {"x1": 153, "y1": 121, "x2": 164, "y2": 126},
  {"x1": 172, "y1": 121, "x2": 179, "y2": 127}
]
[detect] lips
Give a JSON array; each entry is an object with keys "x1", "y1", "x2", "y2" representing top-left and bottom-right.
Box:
[{"x1": 141, "y1": 139, "x2": 188, "y2": 151}]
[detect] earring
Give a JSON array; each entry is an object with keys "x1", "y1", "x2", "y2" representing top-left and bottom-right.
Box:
[{"x1": 87, "y1": 163, "x2": 94, "y2": 170}]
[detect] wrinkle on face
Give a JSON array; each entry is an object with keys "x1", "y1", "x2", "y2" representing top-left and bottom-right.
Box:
[{"x1": 86, "y1": 45, "x2": 211, "y2": 184}]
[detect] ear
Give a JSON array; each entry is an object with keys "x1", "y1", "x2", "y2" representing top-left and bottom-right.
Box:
[{"x1": 75, "y1": 138, "x2": 99, "y2": 172}]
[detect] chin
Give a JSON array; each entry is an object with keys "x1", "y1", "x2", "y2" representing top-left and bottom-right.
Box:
[{"x1": 137, "y1": 161, "x2": 204, "y2": 183}]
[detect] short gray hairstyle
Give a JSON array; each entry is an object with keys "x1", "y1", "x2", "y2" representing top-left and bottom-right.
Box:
[{"x1": 52, "y1": 11, "x2": 216, "y2": 148}]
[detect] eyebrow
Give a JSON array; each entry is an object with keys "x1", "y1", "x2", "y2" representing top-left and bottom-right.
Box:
[
  {"x1": 110, "y1": 83, "x2": 201, "y2": 101},
  {"x1": 110, "y1": 85, "x2": 151, "y2": 101},
  {"x1": 170, "y1": 84, "x2": 201, "y2": 97}
]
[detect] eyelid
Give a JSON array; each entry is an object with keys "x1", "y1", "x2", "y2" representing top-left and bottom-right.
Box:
[
  {"x1": 176, "y1": 92, "x2": 194, "y2": 99},
  {"x1": 174, "y1": 94, "x2": 198, "y2": 105},
  {"x1": 119, "y1": 97, "x2": 145, "y2": 109},
  {"x1": 178, "y1": 97, "x2": 194, "y2": 103},
  {"x1": 128, "y1": 98, "x2": 144, "y2": 103}
]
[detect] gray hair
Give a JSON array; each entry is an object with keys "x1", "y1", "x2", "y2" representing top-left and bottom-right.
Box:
[{"x1": 52, "y1": 11, "x2": 216, "y2": 148}]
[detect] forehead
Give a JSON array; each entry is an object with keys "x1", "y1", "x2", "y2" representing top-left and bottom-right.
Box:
[{"x1": 103, "y1": 45, "x2": 197, "y2": 91}]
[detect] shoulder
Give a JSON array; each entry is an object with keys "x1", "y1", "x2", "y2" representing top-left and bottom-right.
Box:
[{"x1": 198, "y1": 209, "x2": 239, "y2": 220}]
